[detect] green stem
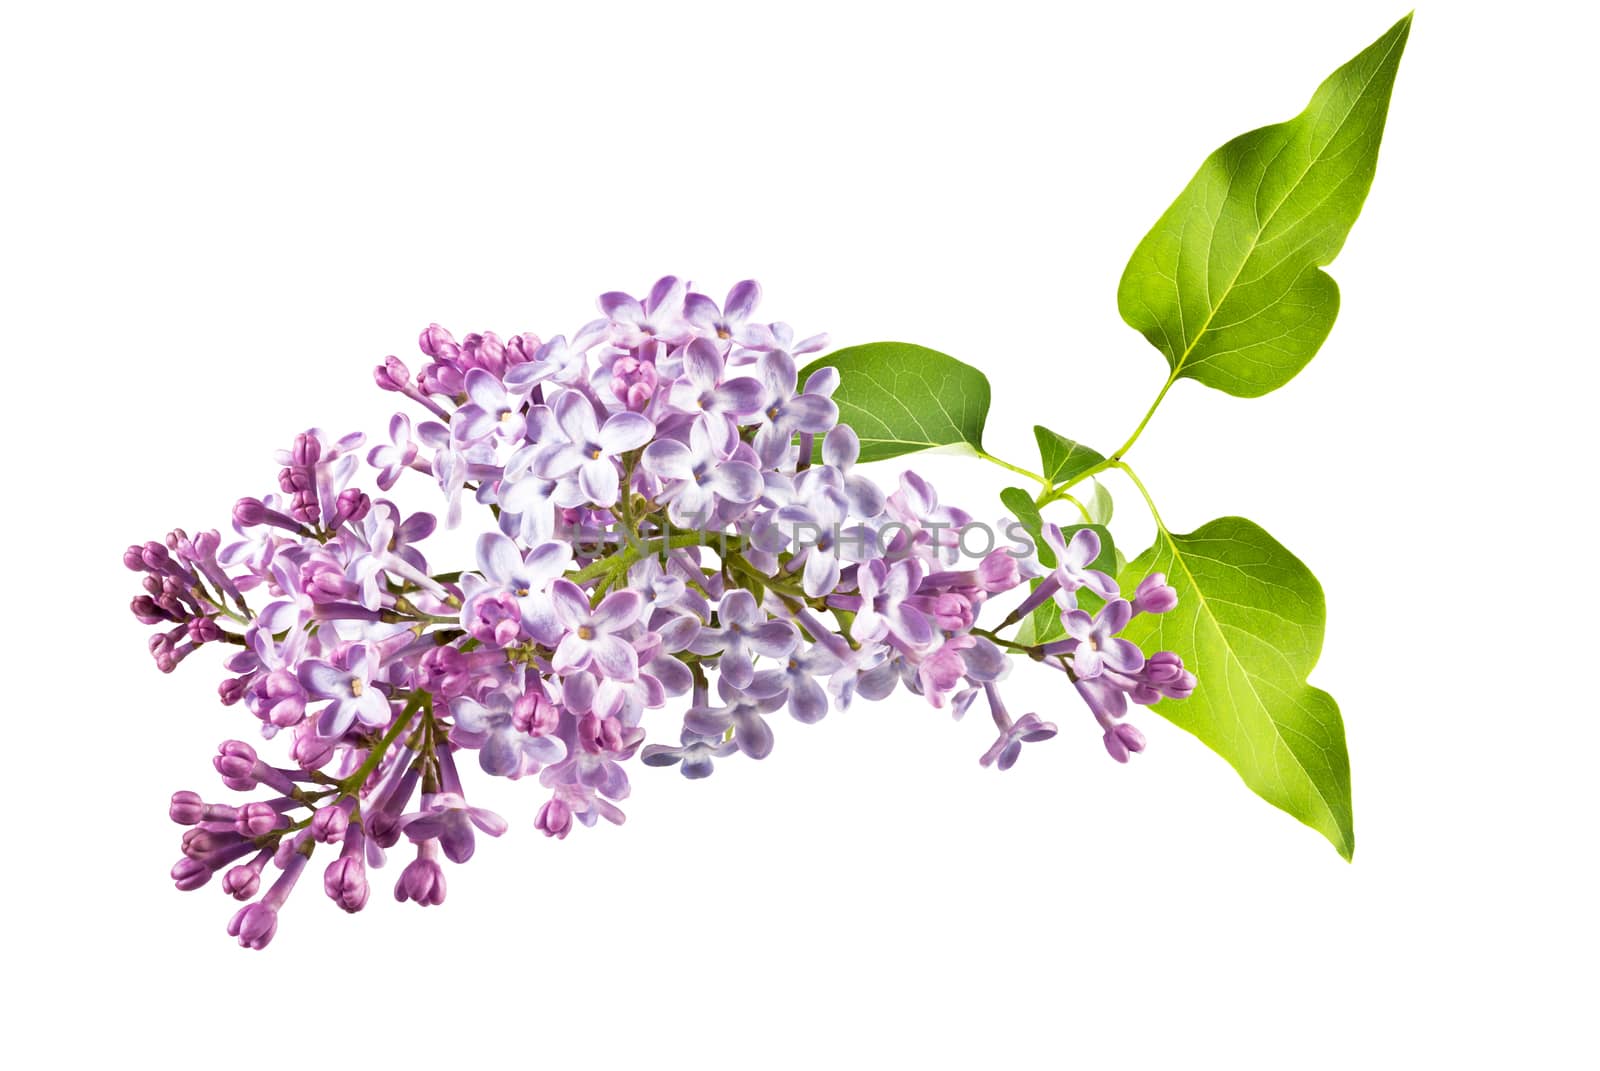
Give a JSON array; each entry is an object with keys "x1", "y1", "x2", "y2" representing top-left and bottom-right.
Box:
[
  {"x1": 1050, "y1": 370, "x2": 1180, "y2": 497},
  {"x1": 616, "y1": 453, "x2": 644, "y2": 553},
  {"x1": 974, "y1": 449, "x2": 1049, "y2": 488},
  {"x1": 1110, "y1": 371, "x2": 1178, "y2": 463},
  {"x1": 1036, "y1": 487, "x2": 1093, "y2": 524},
  {"x1": 1114, "y1": 460, "x2": 1169, "y2": 533},
  {"x1": 569, "y1": 531, "x2": 747, "y2": 585},
  {"x1": 970, "y1": 626, "x2": 1041, "y2": 656},
  {"x1": 339, "y1": 691, "x2": 424, "y2": 794}
]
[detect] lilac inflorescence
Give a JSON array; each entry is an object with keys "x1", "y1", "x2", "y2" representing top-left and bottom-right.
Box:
[{"x1": 129, "y1": 277, "x2": 1196, "y2": 948}]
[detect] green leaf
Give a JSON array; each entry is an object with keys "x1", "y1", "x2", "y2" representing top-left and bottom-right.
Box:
[
  {"x1": 798, "y1": 342, "x2": 989, "y2": 463},
  {"x1": 1119, "y1": 517, "x2": 1353, "y2": 858},
  {"x1": 1084, "y1": 479, "x2": 1114, "y2": 526},
  {"x1": 1034, "y1": 426, "x2": 1106, "y2": 486},
  {"x1": 1117, "y1": 14, "x2": 1411, "y2": 397},
  {"x1": 998, "y1": 487, "x2": 1051, "y2": 565}
]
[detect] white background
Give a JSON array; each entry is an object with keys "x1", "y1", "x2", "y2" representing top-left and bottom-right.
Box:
[{"x1": 4, "y1": 1, "x2": 1595, "y2": 1066}]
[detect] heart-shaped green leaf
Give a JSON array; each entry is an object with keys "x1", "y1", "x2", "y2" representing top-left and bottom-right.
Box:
[
  {"x1": 1117, "y1": 14, "x2": 1411, "y2": 397},
  {"x1": 1119, "y1": 517, "x2": 1353, "y2": 858},
  {"x1": 1034, "y1": 426, "x2": 1106, "y2": 486},
  {"x1": 798, "y1": 342, "x2": 989, "y2": 463}
]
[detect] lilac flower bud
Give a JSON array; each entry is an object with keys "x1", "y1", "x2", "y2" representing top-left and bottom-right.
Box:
[
  {"x1": 578, "y1": 713, "x2": 626, "y2": 754},
  {"x1": 169, "y1": 791, "x2": 206, "y2": 825},
  {"x1": 131, "y1": 595, "x2": 172, "y2": 624},
  {"x1": 463, "y1": 592, "x2": 522, "y2": 648},
  {"x1": 919, "y1": 592, "x2": 974, "y2": 631},
  {"x1": 394, "y1": 843, "x2": 447, "y2": 907},
  {"x1": 505, "y1": 332, "x2": 539, "y2": 366},
  {"x1": 218, "y1": 677, "x2": 248, "y2": 706},
  {"x1": 171, "y1": 857, "x2": 212, "y2": 891},
  {"x1": 192, "y1": 529, "x2": 220, "y2": 558},
  {"x1": 374, "y1": 355, "x2": 411, "y2": 391},
  {"x1": 975, "y1": 549, "x2": 1021, "y2": 592},
  {"x1": 1142, "y1": 650, "x2": 1186, "y2": 685},
  {"x1": 302, "y1": 561, "x2": 358, "y2": 603},
  {"x1": 249, "y1": 669, "x2": 306, "y2": 729},
  {"x1": 419, "y1": 360, "x2": 464, "y2": 398},
  {"x1": 310, "y1": 804, "x2": 349, "y2": 844},
  {"x1": 1103, "y1": 723, "x2": 1146, "y2": 763},
  {"x1": 123, "y1": 545, "x2": 147, "y2": 571},
  {"x1": 290, "y1": 727, "x2": 336, "y2": 770},
  {"x1": 170, "y1": 791, "x2": 236, "y2": 826},
  {"x1": 513, "y1": 692, "x2": 560, "y2": 736},
  {"x1": 334, "y1": 487, "x2": 371, "y2": 526},
  {"x1": 232, "y1": 497, "x2": 268, "y2": 526},
  {"x1": 291, "y1": 432, "x2": 322, "y2": 467},
  {"x1": 418, "y1": 323, "x2": 458, "y2": 359},
  {"x1": 324, "y1": 856, "x2": 369, "y2": 913},
  {"x1": 535, "y1": 797, "x2": 572, "y2": 840},
  {"x1": 1131, "y1": 573, "x2": 1179, "y2": 616},
  {"x1": 187, "y1": 617, "x2": 222, "y2": 644},
  {"x1": 213, "y1": 740, "x2": 258, "y2": 784},
  {"x1": 290, "y1": 489, "x2": 319, "y2": 524},
  {"x1": 609, "y1": 355, "x2": 659, "y2": 412},
  {"x1": 222, "y1": 867, "x2": 260, "y2": 900},
  {"x1": 222, "y1": 852, "x2": 269, "y2": 900},
  {"x1": 181, "y1": 827, "x2": 234, "y2": 858},
  {"x1": 460, "y1": 331, "x2": 505, "y2": 374},
  {"x1": 142, "y1": 541, "x2": 174, "y2": 569},
  {"x1": 226, "y1": 902, "x2": 279, "y2": 950},
  {"x1": 234, "y1": 802, "x2": 287, "y2": 838}
]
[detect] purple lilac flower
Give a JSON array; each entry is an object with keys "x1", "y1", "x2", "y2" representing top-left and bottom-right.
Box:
[
  {"x1": 641, "y1": 728, "x2": 740, "y2": 779},
  {"x1": 450, "y1": 689, "x2": 567, "y2": 777},
  {"x1": 689, "y1": 589, "x2": 798, "y2": 689},
  {"x1": 847, "y1": 558, "x2": 934, "y2": 648},
  {"x1": 550, "y1": 580, "x2": 644, "y2": 680},
  {"x1": 367, "y1": 413, "x2": 420, "y2": 490},
  {"x1": 665, "y1": 337, "x2": 767, "y2": 422},
  {"x1": 777, "y1": 485, "x2": 879, "y2": 598},
  {"x1": 462, "y1": 533, "x2": 572, "y2": 645},
  {"x1": 751, "y1": 350, "x2": 839, "y2": 463},
  {"x1": 808, "y1": 424, "x2": 886, "y2": 519},
  {"x1": 451, "y1": 368, "x2": 530, "y2": 445},
  {"x1": 1043, "y1": 524, "x2": 1119, "y2": 603},
  {"x1": 535, "y1": 391, "x2": 654, "y2": 506},
  {"x1": 641, "y1": 414, "x2": 763, "y2": 526},
  {"x1": 684, "y1": 279, "x2": 763, "y2": 344},
  {"x1": 399, "y1": 792, "x2": 508, "y2": 865},
  {"x1": 1060, "y1": 598, "x2": 1144, "y2": 679},
  {"x1": 683, "y1": 674, "x2": 789, "y2": 760},
  {"x1": 600, "y1": 276, "x2": 690, "y2": 349},
  {"x1": 978, "y1": 684, "x2": 1059, "y2": 771},
  {"x1": 297, "y1": 644, "x2": 391, "y2": 737},
  {"x1": 132, "y1": 276, "x2": 1199, "y2": 950}
]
